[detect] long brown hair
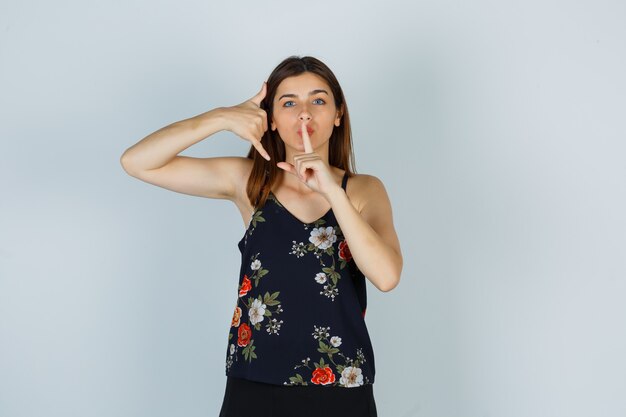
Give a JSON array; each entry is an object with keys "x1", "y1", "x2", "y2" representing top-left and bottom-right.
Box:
[{"x1": 245, "y1": 55, "x2": 357, "y2": 208}]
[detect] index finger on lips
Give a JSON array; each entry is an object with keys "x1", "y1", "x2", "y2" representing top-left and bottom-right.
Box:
[{"x1": 301, "y1": 120, "x2": 314, "y2": 154}]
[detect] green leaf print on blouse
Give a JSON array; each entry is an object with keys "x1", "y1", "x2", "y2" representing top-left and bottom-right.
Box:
[
  {"x1": 284, "y1": 325, "x2": 369, "y2": 387},
  {"x1": 226, "y1": 254, "x2": 284, "y2": 370},
  {"x1": 241, "y1": 210, "x2": 266, "y2": 247},
  {"x1": 289, "y1": 224, "x2": 355, "y2": 302},
  {"x1": 249, "y1": 210, "x2": 265, "y2": 228}
]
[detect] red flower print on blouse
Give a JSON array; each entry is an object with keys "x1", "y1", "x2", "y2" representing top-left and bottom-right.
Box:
[
  {"x1": 231, "y1": 306, "x2": 242, "y2": 327},
  {"x1": 237, "y1": 323, "x2": 252, "y2": 347},
  {"x1": 239, "y1": 275, "x2": 252, "y2": 297},
  {"x1": 338, "y1": 240, "x2": 352, "y2": 262},
  {"x1": 311, "y1": 366, "x2": 336, "y2": 385}
]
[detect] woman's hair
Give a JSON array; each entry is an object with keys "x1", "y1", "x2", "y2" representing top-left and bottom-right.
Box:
[{"x1": 244, "y1": 55, "x2": 357, "y2": 208}]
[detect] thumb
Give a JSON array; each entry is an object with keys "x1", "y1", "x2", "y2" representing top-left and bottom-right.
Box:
[{"x1": 249, "y1": 81, "x2": 267, "y2": 106}]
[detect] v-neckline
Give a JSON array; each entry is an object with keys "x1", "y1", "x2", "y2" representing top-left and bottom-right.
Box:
[{"x1": 269, "y1": 190, "x2": 333, "y2": 226}]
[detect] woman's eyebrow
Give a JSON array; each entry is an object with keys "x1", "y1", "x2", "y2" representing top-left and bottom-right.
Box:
[{"x1": 278, "y1": 89, "x2": 329, "y2": 100}]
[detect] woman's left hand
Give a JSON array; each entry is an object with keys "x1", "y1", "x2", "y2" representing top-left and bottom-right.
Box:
[{"x1": 276, "y1": 120, "x2": 340, "y2": 199}]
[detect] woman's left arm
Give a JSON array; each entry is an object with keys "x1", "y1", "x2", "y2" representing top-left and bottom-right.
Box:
[{"x1": 326, "y1": 175, "x2": 403, "y2": 292}]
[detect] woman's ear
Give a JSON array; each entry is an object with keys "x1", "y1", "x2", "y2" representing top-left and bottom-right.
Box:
[{"x1": 334, "y1": 106, "x2": 343, "y2": 126}]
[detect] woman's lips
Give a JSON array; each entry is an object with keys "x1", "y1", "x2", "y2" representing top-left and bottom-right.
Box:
[{"x1": 297, "y1": 128, "x2": 314, "y2": 136}]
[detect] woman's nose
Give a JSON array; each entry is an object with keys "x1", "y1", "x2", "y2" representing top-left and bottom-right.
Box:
[{"x1": 298, "y1": 110, "x2": 312, "y2": 121}]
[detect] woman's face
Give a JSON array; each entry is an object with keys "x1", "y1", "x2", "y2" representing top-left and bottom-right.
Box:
[{"x1": 271, "y1": 72, "x2": 342, "y2": 152}]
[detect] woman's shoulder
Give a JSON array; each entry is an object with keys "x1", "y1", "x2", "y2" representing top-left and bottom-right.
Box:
[
  {"x1": 346, "y1": 171, "x2": 386, "y2": 190},
  {"x1": 345, "y1": 172, "x2": 389, "y2": 213}
]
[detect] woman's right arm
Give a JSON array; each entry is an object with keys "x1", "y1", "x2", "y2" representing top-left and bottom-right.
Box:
[{"x1": 120, "y1": 83, "x2": 269, "y2": 201}]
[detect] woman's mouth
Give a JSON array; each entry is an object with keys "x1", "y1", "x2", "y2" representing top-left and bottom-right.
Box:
[{"x1": 297, "y1": 128, "x2": 314, "y2": 136}]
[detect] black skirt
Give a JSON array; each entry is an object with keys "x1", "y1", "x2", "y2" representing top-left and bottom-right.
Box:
[{"x1": 218, "y1": 376, "x2": 378, "y2": 417}]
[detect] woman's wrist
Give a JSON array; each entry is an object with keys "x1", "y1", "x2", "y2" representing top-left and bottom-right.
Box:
[{"x1": 190, "y1": 107, "x2": 229, "y2": 134}]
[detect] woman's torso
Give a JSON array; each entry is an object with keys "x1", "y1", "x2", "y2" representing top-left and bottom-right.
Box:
[{"x1": 224, "y1": 161, "x2": 376, "y2": 387}]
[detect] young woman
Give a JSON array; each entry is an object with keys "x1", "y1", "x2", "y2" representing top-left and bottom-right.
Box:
[{"x1": 120, "y1": 56, "x2": 403, "y2": 417}]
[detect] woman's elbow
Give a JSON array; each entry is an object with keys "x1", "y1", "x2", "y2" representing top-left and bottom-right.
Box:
[
  {"x1": 376, "y1": 263, "x2": 402, "y2": 292},
  {"x1": 377, "y1": 275, "x2": 401, "y2": 292},
  {"x1": 379, "y1": 255, "x2": 402, "y2": 292}
]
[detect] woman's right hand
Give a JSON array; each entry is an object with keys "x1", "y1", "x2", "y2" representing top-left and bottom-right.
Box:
[{"x1": 220, "y1": 82, "x2": 271, "y2": 161}]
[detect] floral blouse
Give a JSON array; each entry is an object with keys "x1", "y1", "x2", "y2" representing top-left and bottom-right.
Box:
[{"x1": 224, "y1": 172, "x2": 375, "y2": 388}]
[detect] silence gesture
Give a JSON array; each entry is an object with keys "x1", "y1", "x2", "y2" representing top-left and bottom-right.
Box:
[{"x1": 276, "y1": 120, "x2": 339, "y2": 198}]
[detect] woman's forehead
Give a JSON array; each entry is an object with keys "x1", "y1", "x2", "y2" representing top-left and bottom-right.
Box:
[{"x1": 275, "y1": 72, "x2": 332, "y2": 97}]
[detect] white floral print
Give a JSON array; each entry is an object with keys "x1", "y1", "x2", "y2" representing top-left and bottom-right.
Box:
[
  {"x1": 312, "y1": 325, "x2": 330, "y2": 340},
  {"x1": 315, "y1": 272, "x2": 327, "y2": 284},
  {"x1": 251, "y1": 259, "x2": 261, "y2": 270},
  {"x1": 321, "y1": 284, "x2": 339, "y2": 301},
  {"x1": 249, "y1": 298, "x2": 267, "y2": 325},
  {"x1": 289, "y1": 241, "x2": 307, "y2": 258},
  {"x1": 266, "y1": 318, "x2": 284, "y2": 335},
  {"x1": 286, "y1": 325, "x2": 370, "y2": 387},
  {"x1": 289, "y1": 222, "x2": 357, "y2": 302},
  {"x1": 309, "y1": 226, "x2": 337, "y2": 250},
  {"x1": 340, "y1": 366, "x2": 364, "y2": 387}
]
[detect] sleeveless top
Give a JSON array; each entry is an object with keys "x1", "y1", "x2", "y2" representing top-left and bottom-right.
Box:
[{"x1": 224, "y1": 171, "x2": 376, "y2": 388}]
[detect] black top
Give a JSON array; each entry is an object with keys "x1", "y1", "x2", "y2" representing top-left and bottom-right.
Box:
[{"x1": 224, "y1": 171, "x2": 375, "y2": 388}]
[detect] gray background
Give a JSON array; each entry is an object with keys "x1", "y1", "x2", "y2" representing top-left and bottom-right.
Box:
[{"x1": 1, "y1": 0, "x2": 625, "y2": 416}]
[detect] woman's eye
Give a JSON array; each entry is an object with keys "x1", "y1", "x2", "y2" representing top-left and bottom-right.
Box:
[
  {"x1": 283, "y1": 101, "x2": 295, "y2": 107},
  {"x1": 313, "y1": 98, "x2": 326, "y2": 105}
]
